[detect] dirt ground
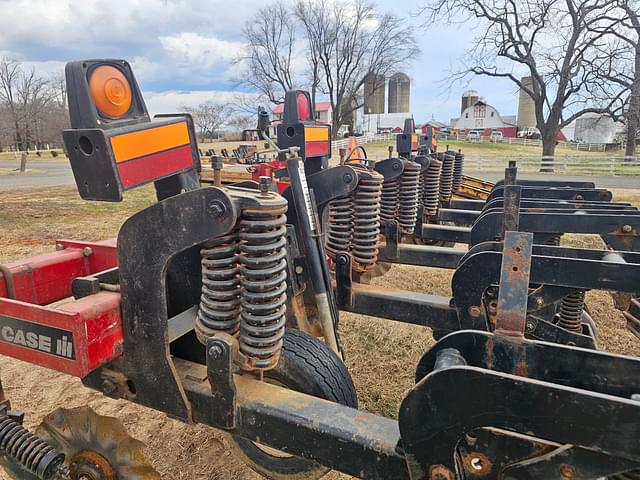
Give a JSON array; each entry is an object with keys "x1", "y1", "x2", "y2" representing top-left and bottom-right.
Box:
[{"x1": 0, "y1": 186, "x2": 639, "y2": 479}]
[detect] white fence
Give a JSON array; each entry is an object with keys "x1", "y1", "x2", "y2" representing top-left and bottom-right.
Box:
[
  {"x1": 333, "y1": 132, "x2": 393, "y2": 149},
  {"x1": 464, "y1": 156, "x2": 640, "y2": 175},
  {"x1": 334, "y1": 132, "x2": 621, "y2": 155},
  {"x1": 436, "y1": 134, "x2": 619, "y2": 152}
]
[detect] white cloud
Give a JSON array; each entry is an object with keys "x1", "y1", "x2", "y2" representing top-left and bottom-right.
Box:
[
  {"x1": 0, "y1": 0, "x2": 519, "y2": 123},
  {"x1": 159, "y1": 32, "x2": 243, "y2": 67},
  {"x1": 143, "y1": 89, "x2": 261, "y2": 115}
]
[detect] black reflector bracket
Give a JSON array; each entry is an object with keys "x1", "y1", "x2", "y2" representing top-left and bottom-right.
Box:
[
  {"x1": 63, "y1": 59, "x2": 200, "y2": 201},
  {"x1": 396, "y1": 118, "x2": 418, "y2": 158},
  {"x1": 276, "y1": 90, "x2": 331, "y2": 175}
]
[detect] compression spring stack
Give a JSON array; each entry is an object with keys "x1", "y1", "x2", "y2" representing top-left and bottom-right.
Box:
[
  {"x1": 439, "y1": 152, "x2": 455, "y2": 204},
  {"x1": 350, "y1": 165, "x2": 384, "y2": 271},
  {"x1": 397, "y1": 160, "x2": 422, "y2": 234}
]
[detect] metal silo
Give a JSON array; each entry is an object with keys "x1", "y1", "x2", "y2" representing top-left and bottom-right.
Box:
[
  {"x1": 517, "y1": 76, "x2": 537, "y2": 129},
  {"x1": 364, "y1": 74, "x2": 385, "y2": 114},
  {"x1": 461, "y1": 90, "x2": 479, "y2": 114},
  {"x1": 388, "y1": 73, "x2": 410, "y2": 113}
]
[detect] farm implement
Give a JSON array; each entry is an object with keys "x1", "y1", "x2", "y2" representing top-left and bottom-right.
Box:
[{"x1": 0, "y1": 59, "x2": 639, "y2": 480}]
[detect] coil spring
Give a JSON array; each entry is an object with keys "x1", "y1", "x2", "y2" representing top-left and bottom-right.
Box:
[
  {"x1": 544, "y1": 235, "x2": 562, "y2": 246},
  {"x1": 351, "y1": 167, "x2": 384, "y2": 271},
  {"x1": 439, "y1": 153, "x2": 455, "y2": 204},
  {"x1": 557, "y1": 291, "x2": 586, "y2": 332},
  {"x1": 195, "y1": 232, "x2": 241, "y2": 340},
  {"x1": 239, "y1": 206, "x2": 288, "y2": 370},
  {"x1": 397, "y1": 160, "x2": 422, "y2": 234},
  {"x1": 326, "y1": 195, "x2": 353, "y2": 260},
  {"x1": 380, "y1": 178, "x2": 399, "y2": 223},
  {"x1": 421, "y1": 157, "x2": 442, "y2": 216},
  {"x1": 452, "y1": 151, "x2": 464, "y2": 192},
  {"x1": 0, "y1": 414, "x2": 67, "y2": 479}
]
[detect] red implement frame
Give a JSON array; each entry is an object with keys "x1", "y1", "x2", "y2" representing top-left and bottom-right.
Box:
[{"x1": 0, "y1": 239, "x2": 123, "y2": 377}]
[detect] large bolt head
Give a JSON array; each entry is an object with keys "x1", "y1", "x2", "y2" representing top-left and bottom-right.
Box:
[
  {"x1": 208, "y1": 200, "x2": 226, "y2": 218},
  {"x1": 209, "y1": 345, "x2": 223, "y2": 359}
]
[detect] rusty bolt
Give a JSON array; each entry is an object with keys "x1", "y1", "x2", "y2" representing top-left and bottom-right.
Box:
[
  {"x1": 208, "y1": 345, "x2": 223, "y2": 359},
  {"x1": 343, "y1": 173, "x2": 353, "y2": 183},
  {"x1": 468, "y1": 306, "x2": 482, "y2": 318},
  {"x1": 622, "y1": 224, "x2": 633, "y2": 233},
  {"x1": 463, "y1": 452, "x2": 492, "y2": 476},
  {"x1": 559, "y1": 464, "x2": 575, "y2": 479},
  {"x1": 536, "y1": 297, "x2": 545, "y2": 307},
  {"x1": 259, "y1": 176, "x2": 271, "y2": 194},
  {"x1": 211, "y1": 156, "x2": 223, "y2": 170},
  {"x1": 83, "y1": 247, "x2": 93, "y2": 257},
  {"x1": 208, "y1": 200, "x2": 226, "y2": 218}
]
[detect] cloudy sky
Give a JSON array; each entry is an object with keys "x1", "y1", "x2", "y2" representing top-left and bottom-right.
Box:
[{"x1": 0, "y1": 0, "x2": 518, "y2": 123}]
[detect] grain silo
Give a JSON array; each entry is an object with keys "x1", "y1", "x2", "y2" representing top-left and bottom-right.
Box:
[
  {"x1": 364, "y1": 74, "x2": 385, "y2": 114},
  {"x1": 388, "y1": 73, "x2": 410, "y2": 113},
  {"x1": 461, "y1": 90, "x2": 479, "y2": 114},
  {"x1": 517, "y1": 76, "x2": 537, "y2": 129}
]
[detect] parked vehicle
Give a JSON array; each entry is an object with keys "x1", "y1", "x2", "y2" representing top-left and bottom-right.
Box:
[
  {"x1": 517, "y1": 127, "x2": 541, "y2": 139},
  {"x1": 466, "y1": 130, "x2": 481, "y2": 141},
  {"x1": 490, "y1": 130, "x2": 503, "y2": 142}
]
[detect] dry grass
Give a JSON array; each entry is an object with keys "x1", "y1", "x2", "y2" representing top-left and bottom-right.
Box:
[
  {"x1": 0, "y1": 150, "x2": 65, "y2": 162},
  {"x1": 0, "y1": 185, "x2": 638, "y2": 479},
  {"x1": 359, "y1": 139, "x2": 624, "y2": 161}
]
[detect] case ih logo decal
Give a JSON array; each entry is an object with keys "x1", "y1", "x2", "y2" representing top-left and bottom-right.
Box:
[{"x1": 0, "y1": 315, "x2": 75, "y2": 360}]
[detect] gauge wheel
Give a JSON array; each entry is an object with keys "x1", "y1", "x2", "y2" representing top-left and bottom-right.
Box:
[{"x1": 229, "y1": 329, "x2": 357, "y2": 479}]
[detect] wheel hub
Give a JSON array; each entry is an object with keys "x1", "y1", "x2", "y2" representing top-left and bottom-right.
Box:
[
  {"x1": 37, "y1": 406, "x2": 160, "y2": 479},
  {"x1": 70, "y1": 450, "x2": 116, "y2": 480}
]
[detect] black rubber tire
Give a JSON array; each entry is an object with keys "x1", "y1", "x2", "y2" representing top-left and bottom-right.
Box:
[{"x1": 230, "y1": 329, "x2": 357, "y2": 479}]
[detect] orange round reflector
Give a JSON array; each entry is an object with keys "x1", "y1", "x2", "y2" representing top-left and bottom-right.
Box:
[{"x1": 88, "y1": 65, "x2": 132, "y2": 118}]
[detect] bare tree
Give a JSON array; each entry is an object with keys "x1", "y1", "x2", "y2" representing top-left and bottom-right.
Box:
[
  {"x1": 0, "y1": 58, "x2": 64, "y2": 170},
  {"x1": 236, "y1": 2, "x2": 298, "y2": 104},
  {"x1": 229, "y1": 92, "x2": 271, "y2": 116},
  {"x1": 238, "y1": 0, "x2": 418, "y2": 138},
  {"x1": 421, "y1": 0, "x2": 627, "y2": 162},
  {"x1": 227, "y1": 115, "x2": 255, "y2": 132},
  {"x1": 586, "y1": 0, "x2": 640, "y2": 156},
  {"x1": 619, "y1": 1, "x2": 640, "y2": 156},
  {"x1": 181, "y1": 102, "x2": 231, "y2": 142},
  {"x1": 294, "y1": 0, "x2": 328, "y2": 106},
  {"x1": 0, "y1": 58, "x2": 24, "y2": 151},
  {"x1": 297, "y1": 0, "x2": 418, "y2": 137}
]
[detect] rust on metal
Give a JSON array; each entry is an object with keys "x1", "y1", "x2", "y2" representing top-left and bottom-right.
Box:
[
  {"x1": 515, "y1": 359, "x2": 529, "y2": 377},
  {"x1": 37, "y1": 406, "x2": 160, "y2": 479},
  {"x1": 560, "y1": 463, "x2": 576, "y2": 479},
  {"x1": 430, "y1": 464, "x2": 455, "y2": 480},
  {"x1": 462, "y1": 452, "x2": 492, "y2": 476},
  {"x1": 494, "y1": 231, "x2": 534, "y2": 337}
]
